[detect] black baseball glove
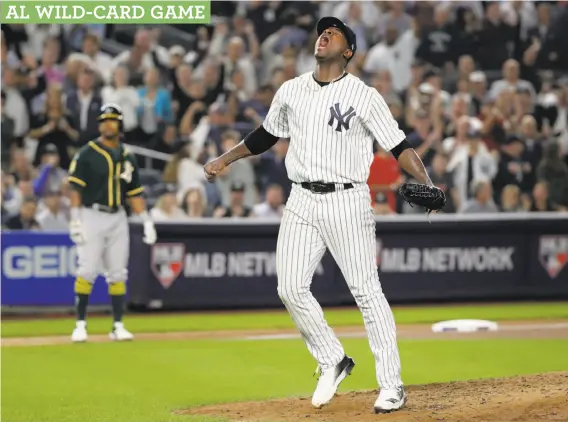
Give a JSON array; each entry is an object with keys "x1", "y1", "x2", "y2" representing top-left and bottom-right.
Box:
[{"x1": 398, "y1": 183, "x2": 446, "y2": 214}]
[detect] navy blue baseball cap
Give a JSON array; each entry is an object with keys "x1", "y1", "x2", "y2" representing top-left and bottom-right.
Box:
[{"x1": 316, "y1": 17, "x2": 357, "y2": 61}]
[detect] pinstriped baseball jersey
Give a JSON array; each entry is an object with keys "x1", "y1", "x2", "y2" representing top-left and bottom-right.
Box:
[
  {"x1": 266, "y1": 71, "x2": 404, "y2": 391},
  {"x1": 263, "y1": 72, "x2": 406, "y2": 184}
]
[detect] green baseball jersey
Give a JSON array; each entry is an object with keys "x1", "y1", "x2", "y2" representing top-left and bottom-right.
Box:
[{"x1": 68, "y1": 140, "x2": 144, "y2": 208}]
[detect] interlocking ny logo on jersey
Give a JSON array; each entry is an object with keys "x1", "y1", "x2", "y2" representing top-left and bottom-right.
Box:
[
  {"x1": 328, "y1": 103, "x2": 356, "y2": 132},
  {"x1": 539, "y1": 235, "x2": 568, "y2": 279},
  {"x1": 151, "y1": 243, "x2": 185, "y2": 289}
]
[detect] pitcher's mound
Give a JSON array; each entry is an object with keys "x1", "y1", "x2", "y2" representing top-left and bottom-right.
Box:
[{"x1": 178, "y1": 372, "x2": 568, "y2": 422}]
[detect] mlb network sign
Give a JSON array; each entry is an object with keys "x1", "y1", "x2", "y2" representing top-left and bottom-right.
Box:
[
  {"x1": 151, "y1": 243, "x2": 324, "y2": 289},
  {"x1": 375, "y1": 239, "x2": 515, "y2": 273}
]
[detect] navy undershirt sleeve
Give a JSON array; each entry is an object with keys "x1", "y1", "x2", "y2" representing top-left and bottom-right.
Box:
[
  {"x1": 243, "y1": 125, "x2": 280, "y2": 155},
  {"x1": 390, "y1": 139, "x2": 412, "y2": 160}
]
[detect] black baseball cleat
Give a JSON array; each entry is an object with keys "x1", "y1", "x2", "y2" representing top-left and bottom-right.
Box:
[
  {"x1": 374, "y1": 386, "x2": 407, "y2": 413},
  {"x1": 311, "y1": 355, "x2": 355, "y2": 408}
]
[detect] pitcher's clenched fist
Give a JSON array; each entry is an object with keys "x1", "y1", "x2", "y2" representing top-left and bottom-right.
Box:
[{"x1": 203, "y1": 158, "x2": 227, "y2": 182}]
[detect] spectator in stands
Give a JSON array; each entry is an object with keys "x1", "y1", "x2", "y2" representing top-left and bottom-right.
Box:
[
  {"x1": 460, "y1": 180, "x2": 499, "y2": 213},
  {"x1": 415, "y1": 4, "x2": 455, "y2": 70},
  {"x1": 377, "y1": 1, "x2": 413, "y2": 42},
  {"x1": 442, "y1": 115, "x2": 471, "y2": 155},
  {"x1": 66, "y1": 24, "x2": 107, "y2": 52},
  {"x1": 151, "y1": 124, "x2": 178, "y2": 172},
  {"x1": 29, "y1": 94, "x2": 78, "y2": 169},
  {"x1": 252, "y1": 184, "x2": 284, "y2": 218},
  {"x1": 32, "y1": 144, "x2": 68, "y2": 197},
  {"x1": 101, "y1": 65, "x2": 140, "y2": 143},
  {"x1": 373, "y1": 192, "x2": 396, "y2": 216},
  {"x1": 489, "y1": 60, "x2": 536, "y2": 101},
  {"x1": 469, "y1": 71, "x2": 488, "y2": 115},
  {"x1": 171, "y1": 64, "x2": 195, "y2": 123},
  {"x1": 530, "y1": 181, "x2": 556, "y2": 212},
  {"x1": 500, "y1": 184, "x2": 524, "y2": 212},
  {"x1": 182, "y1": 187, "x2": 208, "y2": 218},
  {"x1": 231, "y1": 83, "x2": 274, "y2": 128},
  {"x1": 447, "y1": 129, "x2": 498, "y2": 206},
  {"x1": 537, "y1": 142, "x2": 568, "y2": 210},
  {"x1": 368, "y1": 146, "x2": 402, "y2": 214},
  {"x1": 2, "y1": 68, "x2": 31, "y2": 139},
  {"x1": 255, "y1": 139, "x2": 291, "y2": 201},
  {"x1": 1, "y1": 29, "x2": 21, "y2": 69},
  {"x1": 0, "y1": 176, "x2": 7, "y2": 225},
  {"x1": 136, "y1": 67, "x2": 173, "y2": 145},
  {"x1": 2, "y1": 172, "x2": 22, "y2": 218},
  {"x1": 36, "y1": 189, "x2": 68, "y2": 231},
  {"x1": 406, "y1": 108, "x2": 438, "y2": 169},
  {"x1": 531, "y1": 2, "x2": 568, "y2": 71},
  {"x1": 364, "y1": 24, "x2": 412, "y2": 92},
  {"x1": 66, "y1": 67, "x2": 103, "y2": 146},
  {"x1": 175, "y1": 141, "x2": 206, "y2": 204},
  {"x1": 429, "y1": 152, "x2": 458, "y2": 213},
  {"x1": 444, "y1": 95, "x2": 470, "y2": 139},
  {"x1": 213, "y1": 182, "x2": 252, "y2": 218},
  {"x1": 150, "y1": 184, "x2": 186, "y2": 221},
  {"x1": 493, "y1": 135, "x2": 535, "y2": 201},
  {"x1": 450, "y1": 55, "x2": 475, "y2": 93},
  {"x1": 40, "y1": 36, "x2": 65, "y2": 85},
  {"x1": 9, "y1": 149, "x2": 34, "y2": 183},
  {"x1": 372, "y1": 70, "x2": 401, "y2": 107},
  {"x1": 519, "y1": 115, "x2": 544, "y2": 183},
  {"x1": 20, "y1": 24, "x2": 61, "y2": 61},
  {"x1": 3, "y1": 197, "x2": 40, "y2": 230},
  {"x1": 215, "y1": 130, "x2": 256, "y2": 208},
  {"x1": 201, "y1": 58, "x2": 226, "y2": 106},
  {"x1": 220, "y1": 35, "x2": 258, "y2": 99},
  {"x1": 179, "y1": 99, "x2": 208, "y2": 142},
  {"x1": 477, "y1": 2, "x2": 516, "y2": 70},
  {"x1": 1, "y1": 90, "x2": 16, "y2": 165},
  {"x1": 112, "y1": 29, "x2": 155, "y2": 86},
  {"x1": 81, "y1": 33, "x2": 113, "y2": 84}
]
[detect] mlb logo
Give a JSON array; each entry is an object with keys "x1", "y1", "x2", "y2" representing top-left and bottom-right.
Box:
[
  {"x1": 539, "y1": 236, "x2": 568, "y2": 279},
  {"x1": 151, "y1": 243, "x2": 185, "y2": 289}
]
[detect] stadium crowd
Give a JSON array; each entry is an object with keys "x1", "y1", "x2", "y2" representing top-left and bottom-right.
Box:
[{"x1": 2, "y1": 1, "x2": 568, "y2": 230}]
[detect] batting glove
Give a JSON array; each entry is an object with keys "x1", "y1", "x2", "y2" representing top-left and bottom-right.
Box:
[
  {"x1": 70, "y1": 220, "x2": 86, "y2": 245},
  {"x1": 143, "y1": 220, "x2": 157, "y2": 245}
]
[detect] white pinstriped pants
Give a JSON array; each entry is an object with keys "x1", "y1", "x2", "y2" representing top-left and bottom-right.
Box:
[{"x1": 276, "y1": 183, "x2": 402, "y2": 389}]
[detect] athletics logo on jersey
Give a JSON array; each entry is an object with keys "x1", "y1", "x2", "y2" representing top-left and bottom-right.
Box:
[
  {"x1": 120, "y1": 161, "x2": 134, "y2": 183},
  {"x1": 151, "y1": 243, "x2": 185, "y2": 288},
  {"x1": 538, "y1": 235, "x2": 568, "y2": 279},
  {"x1": 328, "y1": 103, "x2": 356, "y2": 132}
]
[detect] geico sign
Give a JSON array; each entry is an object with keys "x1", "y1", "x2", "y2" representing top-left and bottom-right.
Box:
[{"x1": 2, "y1": 246, "x2": 77, "y2": 279}]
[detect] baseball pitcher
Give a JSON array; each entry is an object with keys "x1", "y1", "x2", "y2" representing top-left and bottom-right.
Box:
[
  {"x1": 204, "y1": 17, "x2": 445, "y2": 413},
  {"x1": 68, "y1": 104, "x2": 157, "y2": 343}
]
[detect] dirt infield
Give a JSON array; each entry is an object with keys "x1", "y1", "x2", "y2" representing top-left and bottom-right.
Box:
[
  {"x1": 2, "y1": 321, "x2": 568, "y2": 347},
  {"x1": 178, "y1": 372, "x2": 568, "y2": 422}
]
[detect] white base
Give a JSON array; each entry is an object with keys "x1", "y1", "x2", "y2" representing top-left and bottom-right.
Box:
[{"x1": 431, "y1": 319, "x2": 498, "y2": 333}]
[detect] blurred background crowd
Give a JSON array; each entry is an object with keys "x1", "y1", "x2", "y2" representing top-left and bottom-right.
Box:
[{"x1": 2, "y1": 0, "x2": 568, "y2": 230}]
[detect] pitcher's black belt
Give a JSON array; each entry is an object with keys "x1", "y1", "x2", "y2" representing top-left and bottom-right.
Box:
[
  {"x1": 298, "y1": 182, "x2": 354, "y2": 194},
  {"x1": 88, "y1": 204, "x2": 122, "y2": 214}
]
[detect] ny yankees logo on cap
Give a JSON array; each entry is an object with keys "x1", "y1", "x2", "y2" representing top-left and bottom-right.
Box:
[{"x1": 329, "y1": 103, "x2": 356, "y2": 132}]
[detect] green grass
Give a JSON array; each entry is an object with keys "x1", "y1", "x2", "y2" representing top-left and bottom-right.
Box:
[
  {"x1": 3, "y1": 302, "x2": 568, "y2": 338},
  {"x1": 2, "y1": 337, "x2": 568, "y2": 422}
]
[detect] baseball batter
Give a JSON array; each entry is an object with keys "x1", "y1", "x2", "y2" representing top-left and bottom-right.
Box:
[
  {"x1": 68, "y1": 104, "x2": 157, "y2": 343},
  {"x1": 204, "y1": 17, "x2": 436, "y2": 413}
]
